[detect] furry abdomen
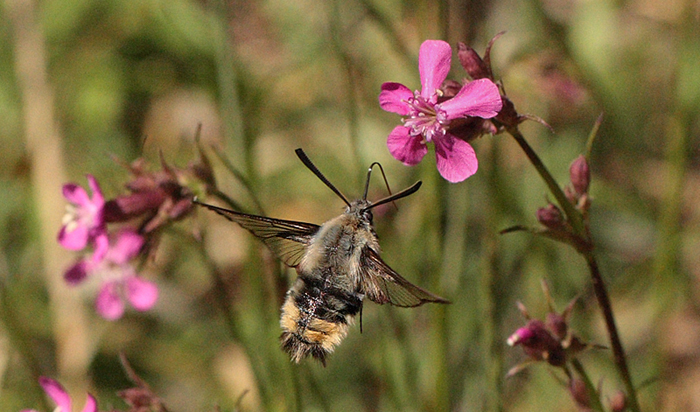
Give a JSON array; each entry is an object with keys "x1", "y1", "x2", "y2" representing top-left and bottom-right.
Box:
[{"x1": 279, "y1": 277, "x2": 362, "y2": 365}]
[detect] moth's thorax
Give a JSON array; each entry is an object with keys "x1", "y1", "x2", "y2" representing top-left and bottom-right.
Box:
[{"x1": 299, "y1": 199, "x2": 379, "y2": 287}]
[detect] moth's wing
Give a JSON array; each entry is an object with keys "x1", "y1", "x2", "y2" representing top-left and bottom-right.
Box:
[
  {"x1": 359, "y1": 247, "x2": 450, "y2": 307},
  {"x1": 198, "y1": 202, "x2": 319, "y2": 267}
]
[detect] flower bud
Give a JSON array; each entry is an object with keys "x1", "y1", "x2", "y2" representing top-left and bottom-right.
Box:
[
  {"x1": 610, "y1": 391, "x2": 627, "y2": 412},
  {"x1": 448, "y1": 117, "x2": 497, "y2": 143},
  {"x1": 458, "y1": 43, "x2": 490, "y2": 80},
  {"x1": 546, "y1": 311, "x2": 568, "y2": 341},
  {"x1": 537, "y1": 203, "x2": 565, "y2": 230},
  {"x1": 569, "y1": 378, "x2": 591, "y2": 409},
  {"x1": 569, "y1": 155, "x2": 590, "y2": 196},
  {"x1": 104, "y1": 191, "x2": 167, "y2": 222},
  {"x1": 440, "y1": 80, "x2": 463, "y2": 99},
  {"x1": 119, "y1": 387, "x2": 156, "y2": 409},
  {"x1": 507, "y1": 319, "x2": 566, "y2": 366}
]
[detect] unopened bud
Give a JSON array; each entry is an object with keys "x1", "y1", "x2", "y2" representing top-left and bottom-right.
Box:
[
  {"x1": 546, "y1": 312, "x2": 568, "y2": 341},
  {"x1": 119, "y1": 387, "x2": 156, "y2": 409},
  {"x1": 610, "y1": 391, "x2": 627, "y2": 412},
  {"x1": 104, "y1": 191, "x2": 166, "y2": 222},
  {"x1": 507, "y1": 319, "x2": 565, "y2": 366},
  {"x1": 457, "y1": 43, "x2": 490, "y2": 80},
  {"x1": 569, "y1": 155, "x2": 590, "y2": 195},
  {"x1": 440, "y1": 80, "x2": 463, "y2": 99},
  {"x1": 577, "y1": 193, "x2": 591, "y2": 213},
  {"x1": 537, "y1": 203, "x2": 565, "y2": 230},
  {"x1": 569, "y1": 378, "x2": 591, "y2": 409}
]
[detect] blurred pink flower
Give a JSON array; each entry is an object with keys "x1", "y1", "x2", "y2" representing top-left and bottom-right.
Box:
[
  {"x1": 64, "y1": 229, "x2": 158, "y2": 320},
  {"x1": 57, "y1": 175, "x2": 108, "y2": 259},
  {"x1": 507, "y1": 319, "x2": 566, "y2": 366},
  {"x1": 22, "y1": 376, "x2": 97, "y2": 412},
  {"x1": 379, "y1": 40, "x2": 502, "y2": 182}
]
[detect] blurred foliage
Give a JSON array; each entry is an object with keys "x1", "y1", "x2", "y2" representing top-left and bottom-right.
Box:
[{"x1": 1, "y1": 0, "x2": 699, "y2": 411}]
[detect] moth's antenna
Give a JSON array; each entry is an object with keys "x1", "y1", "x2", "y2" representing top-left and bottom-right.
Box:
[
  {"x1": 364, "y1": 181, "x2": 422, "y2": 212},
  {"x1": 363, "y1": 162, "x2": 394, "y2": 203},
  {"x1": 295, "y1": 148, "x2": 351, "y2": 208}
]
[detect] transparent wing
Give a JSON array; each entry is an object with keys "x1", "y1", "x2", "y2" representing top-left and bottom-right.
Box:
[
  {"x1": 198, "y1": 202, "x2": 319, "y2": 268},
  {"x1": 359, "y1": 247, "x2": 450, "y2": 307}
]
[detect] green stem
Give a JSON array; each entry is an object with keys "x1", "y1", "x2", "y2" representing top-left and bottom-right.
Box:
[
  {"x1": 506, "y1": 126, "x2": 640, "y2": 411},
  {"x1": 506, "y1": 127, "x2": 587, "y2": 239},
  {"x1": 584, "y1": 254, "x2": 641, "y2": 412},
  {"x1": 571, "y1": 359, "x2": 605, "y2": 412}
]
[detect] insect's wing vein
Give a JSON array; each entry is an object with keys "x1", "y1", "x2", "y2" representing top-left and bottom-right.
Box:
[
  {"x1": 359, "y1": 247, "x2": 450, "y2": 307},
  {"x1": 198, "y1": 202, "x2": 319, "y2": 267}
]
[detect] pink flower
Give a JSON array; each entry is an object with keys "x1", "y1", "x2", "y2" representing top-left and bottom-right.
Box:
[
  {"x1": 22, "y1": 376, "x2": 97, "y2": 412},
  {"x1": 64, "y1": 230, "x2": 158, "y2": 320},
  {"x1": 507, "y1": 319, "x2": 566, "y2": 366},
  {"x1": 379, "y1": 40, "x2": 503, "y2": 182},
  {"x1": 58, "y1": 175, "x2": 108, "y2": 258}
]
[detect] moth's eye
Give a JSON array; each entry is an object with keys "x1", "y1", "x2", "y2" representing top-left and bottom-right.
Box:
[{"x1": 364, "y1": 210, "x2": 374, "y2": 224}]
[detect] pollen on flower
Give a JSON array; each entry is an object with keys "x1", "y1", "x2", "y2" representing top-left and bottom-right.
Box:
[{"x1": 61, "y1": 209, "x2": 79, "y2": 231}]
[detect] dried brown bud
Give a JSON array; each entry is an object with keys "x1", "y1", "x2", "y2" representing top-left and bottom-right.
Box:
[{"x1": 569, "y1": 155, "x2": 590, "y2": 196}]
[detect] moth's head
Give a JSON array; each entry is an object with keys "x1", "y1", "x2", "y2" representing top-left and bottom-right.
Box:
[
  {"x1": 347, "y1": 199, "x2": 374, "y2": 225},
  {"x1": 294, "y1": 148, "x2": 421, "y2": 226}
]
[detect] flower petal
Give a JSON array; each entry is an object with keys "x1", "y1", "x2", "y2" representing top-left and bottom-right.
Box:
[
  {"x1": 91, "y1": 232, "x2": 110, "y2": 264},
  {"x1": 379, "y1": 82, "x2": 414, "y2": 115},
  {"x1": 62, "y1": 183, "x2": 90, "y2": 206},
  {"x1": 64, "y1": 260, "x2": 90, "y2": 284},
  {"x1": 81, "y1": 394, "x2": 98, "y2": 412},
  {"x1": 96, "y1": 281, "x2": 124, "y2": 320},
  {"x1": 58, "y1": 224, "x2": 89, "y2": 251},
  {"x1": 125, "y1": 276, "x2": 158, "y2": 311},
  {"x1": 108, "y1": 230, "x2": 144, "y2": 264},
  {"x1": 434, "y1": 134, "x2": 478, "y2": 183},
  {"x1": 387, "y1": 126, "x2": 428, "y2": 166},
  {"x1": 38, "y1": 377, "x2": 72, "y2": 411},
  {"x1": 419, "y1": 40, "x2": 452, "y2": 101},
  {"x1": 85, "y1": 175, "x2": 104, "y2": 206},
  {"x1": 437, "y1": 78, "x2": 502, "y2": 120}
]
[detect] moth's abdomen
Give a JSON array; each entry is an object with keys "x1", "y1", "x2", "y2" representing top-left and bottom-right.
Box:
[{"x1": 279, "y1": 278, "x2": 362, "y2": 365}]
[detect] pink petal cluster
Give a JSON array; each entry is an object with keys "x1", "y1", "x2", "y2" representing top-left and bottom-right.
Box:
[
  {"x1": 65, "y1": 229, "x2": 158, "y2": 320},
  {"x1": 22, "y1": 376, "x2": 97, "y2": 412},
  {"x1": 379, "y1": 40, "x2": 503, "y2": 182},
  {"x1": 57, "y1": 175, "x2": 108, "y2": 259},
  {"x1": 58, "y1": 175, "x2": 159, "y2": 320}
]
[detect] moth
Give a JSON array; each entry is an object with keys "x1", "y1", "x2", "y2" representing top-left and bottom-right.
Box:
[{"x1": 196, "y1": 149, "x2": 449, "y2": 365}]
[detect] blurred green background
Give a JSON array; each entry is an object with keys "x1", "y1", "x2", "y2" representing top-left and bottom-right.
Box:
[{"x1": 1, "y1": 0, "x2": 699, "y2": 410}]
